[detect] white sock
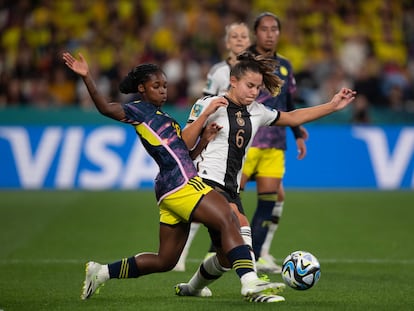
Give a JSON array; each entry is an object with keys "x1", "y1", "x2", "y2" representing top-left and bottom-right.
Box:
[
  {"x1": 261, "y1": 202, "x2": 284, "y2": 256},
  {"x1": 188, "y1": 254, "x2": 229, "y2": 291}
]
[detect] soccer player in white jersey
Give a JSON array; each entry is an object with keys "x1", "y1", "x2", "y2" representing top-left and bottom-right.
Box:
[
  {"x1": 175, "y1": 51, "x2": 356, "y2": 301},
  {"x1": 174, "y1": 22, "x2": 251, "y2": 272},
  {"x1": 240, "y1": 12, "x2": 308, "y2": 274}
]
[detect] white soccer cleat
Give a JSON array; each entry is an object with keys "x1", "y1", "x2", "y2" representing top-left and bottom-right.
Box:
[
  {"x1": 256, "y1": 254, "x2": 282, "y2": 274},
  {"x1": 241, "y1": 278, "x2": 286, "y2": 296},
  {"x1": 81, "y1": 261, "x2": 106, "y2": 300},
  {"x1": 246, "y1": 293, "x2": 285, "y2": 303},
  {"x1": 174, "y1": 283, "x2": 212, "y2": 297}
]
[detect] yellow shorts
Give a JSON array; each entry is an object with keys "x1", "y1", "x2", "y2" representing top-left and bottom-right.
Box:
[
  {"x1": 242, "y1": 147, "x2": 285, "y2": 179},
  {"x1": 159, "y1": 176, "x2": 212, "y2": 226}
]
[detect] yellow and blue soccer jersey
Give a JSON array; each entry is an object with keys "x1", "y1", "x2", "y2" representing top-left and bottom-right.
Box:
[{"x1": 122, "y1": 100, "x2": 198, "y2": 202}]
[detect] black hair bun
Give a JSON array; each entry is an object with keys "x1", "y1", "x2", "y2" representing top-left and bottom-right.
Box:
[{"x1": 119, "y1": 70, "x2": 137, "y2": 94}]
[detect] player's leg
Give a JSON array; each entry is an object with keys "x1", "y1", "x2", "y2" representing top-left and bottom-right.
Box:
[
  {"x1": 181, "y1": 189, "x2": 286, "y2": 298},
  {"x1": 261, "y1": 182, "x2": 285, "y2": 257},
  {"x1": 203, "y1": 187, "x2": 254, "y2": 265},
  {"x1": 254, "y1": 180, "x2": 284, "y2": 273},
  {"x1": 176, "y1": 200, "x2": 255, "y2": 297},
  {"x1": 250, "y1": 176, "x2": 280, "y2": 257},
  {"x1": 81, "y1": 180, "x2": 206, "y2": 300},
  {"x1": 81, "y1": 222, "x2": 189, "y2": 300},
  {"x1": 175, "y1": 249, "x2": 230, "y2": 297},
  {"x1": 249, "y1": 149, "x2": 285, "y2": 273},
  {"x1": 173, "y1": 222, "x2": 201, "y2": 271}
]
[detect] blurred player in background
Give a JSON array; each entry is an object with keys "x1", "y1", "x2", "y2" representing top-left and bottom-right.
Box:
[
  {"x1": 62, "y1": 51, "x2": 286, "y2": 303},
  {"x1": 174, "y1": 22, "x2": 251, "y2": 272},
  {"x1": 240, "y1": 12, "x2": 309, "y2": 274}
]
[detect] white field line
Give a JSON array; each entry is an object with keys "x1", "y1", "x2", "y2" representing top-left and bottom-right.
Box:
[{"x1": 0, "y1": 258, "x2": 414, "y2": 265}]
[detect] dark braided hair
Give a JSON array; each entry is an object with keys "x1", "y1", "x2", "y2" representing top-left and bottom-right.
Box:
[
  {"x1": 119, "y1": 63, "x2": 163, "y2": 94},
  {"x1": 231, "y1": 51, "x2": 284, "y2": 96}
]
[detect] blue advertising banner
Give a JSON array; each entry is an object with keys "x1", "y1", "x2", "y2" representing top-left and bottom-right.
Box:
[
  {"x1": 283, "y1": 125, "x2": 414, "y2": 190},
  {"x1": 0, "y1": 125, "x2": 413, "y2": 190}
]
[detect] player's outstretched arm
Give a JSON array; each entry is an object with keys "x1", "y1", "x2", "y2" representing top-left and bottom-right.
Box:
[
  {"x1": 62, "y1": 52, "x2": 125, "y2": 121},
  {"x1": 275, "y1": 88, "x2": 356, "y2": 127}
]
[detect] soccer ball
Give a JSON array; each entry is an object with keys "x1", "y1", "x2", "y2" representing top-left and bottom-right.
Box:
[{"x1": 281, "y1": 250, "x2": 321, "y2": 290}]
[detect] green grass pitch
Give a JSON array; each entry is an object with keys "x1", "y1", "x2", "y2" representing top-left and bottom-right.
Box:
[{"x1": 1, "y1": 190, "x2": 413, "y2": 310}]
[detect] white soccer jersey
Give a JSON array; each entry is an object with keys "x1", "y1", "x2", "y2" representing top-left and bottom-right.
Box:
[
  {"x1": 202, "y1": 61, "x2": 231, "y2": 96},
  {"x1": 187, "y1": 96, "x2": 280, "y2": 193}
]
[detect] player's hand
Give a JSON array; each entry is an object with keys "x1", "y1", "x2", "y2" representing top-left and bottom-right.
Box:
[
  {"x1": 203, "y1": 97, "x2": 228, "y2": 116},
  {"x1": 62, "y1": 52, "x2": 89, "y2": 77},
  {"x1": 300, "y1": 126, "x2": 309, "y2": 140},
  {"x1": 330, "y1": 88, "x2": 356, "y2": 111},
  {"x1": 202, "y1": 122, "x2": 223, "y2": 143},
  {"x1": 296, "y1": 138, "x2": 307, "y2": 160}
]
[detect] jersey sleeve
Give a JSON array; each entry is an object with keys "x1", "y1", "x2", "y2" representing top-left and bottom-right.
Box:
[
  {"x1": 121, "y1": 101, "x2": 143, "y2": 125},
  {"x1": 187, "y1": 97, "x2": 213, "y2": 123},
  {"x1": 260, "y1": 103, "x2": 280, "y2": 126}
]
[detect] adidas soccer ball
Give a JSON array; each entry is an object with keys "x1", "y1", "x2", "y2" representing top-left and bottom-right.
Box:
[{"x1": 281, "y1": 251, "x2": 321, "y2": 290}]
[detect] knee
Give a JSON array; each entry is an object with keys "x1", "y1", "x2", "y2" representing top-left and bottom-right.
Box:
[
  {"x1": 159, "y1": 260, "x2": 176, "y2": 272},
  {"x1": 208, "y1": 228, "x2": 222, "y2": 248},
  {"x1": 155, "y1": 256, "x2": 177, "y2": 272}
]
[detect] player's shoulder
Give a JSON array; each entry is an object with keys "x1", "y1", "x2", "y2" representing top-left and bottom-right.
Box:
[
  {"x1": 189, "y1": 95, "x2": 221, "y2": 119},
  {"x1": 276, "y1": 53, "x2": 293, "y2": 67},
  {"x1": 208, "y1": 61, "x2": 229, "y2": 75},
  {"x1": 248, "y1": 100, "x2": 268, "y2": 111},
  {"x1": 196, "y1": 94, "x2": 221, "y2": 104},
  {"x1": 248, "y1": 100, "x2": 278, "y2": 114}
]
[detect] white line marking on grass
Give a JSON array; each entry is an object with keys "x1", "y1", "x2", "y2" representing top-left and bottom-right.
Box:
[{"x1": 1, "y1": 258, "x2": 414, "y2": 265}]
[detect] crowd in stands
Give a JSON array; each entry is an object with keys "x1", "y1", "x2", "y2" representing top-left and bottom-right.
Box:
[{"x1": 1, "y1": 0, "x2": 413, "y2": 124}]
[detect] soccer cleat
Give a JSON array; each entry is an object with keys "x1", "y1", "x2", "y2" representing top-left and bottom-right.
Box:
[
  {"x1": 246, "y1": 293, "x2": 285, "y2": 303},
  {"x1": 174, "y1": 283, "x2": 212, "y2": 297},
  {"x1": 256, "y1": 254, "x2": 282, "y2": 274},
  {"x1": 81, "y1": 261, "x2": 106, "y2": 300},
  {"x1": 241, "y1": 278, "x2": 286, "y2": 296}
]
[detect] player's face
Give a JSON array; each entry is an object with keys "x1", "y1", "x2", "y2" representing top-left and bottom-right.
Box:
[
  {"x1": 141, "y1": 72, "x2": 168, "y2": 107},
  {"x1": 255, "y1": 16, "x2": 280, "y2": 53},
  {"x1": 226, "y1": 25, "x2": 251, "y2": 56},
  {"x1": 229, "y1": 70, "x2": 263, "y2": 106}
]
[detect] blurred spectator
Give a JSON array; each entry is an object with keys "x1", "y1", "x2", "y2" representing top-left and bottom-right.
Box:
[
  {"x1": 351, "y1": 94, "x2": 371, "y2": 124},
  {"x1": 0, "y1": 0, "x2": 412, "y2": 123},
  {"x1": 29, "y1": 76, "x2": 52, "y2": 108},
  {"x1": 162, "y1": 47, "x2": 201, "y2": 107},
  {"x1": 48, "y1": 65, "x2": 76, "y2": 107},
  {"x1": 75, "y1": 62, "x2": 111, "y2": 110},
  {"x1": 381, "y1": 61, "x2": 409, "y2": 111},
  {"x1": 149, "y1": 1, "x2": 188, "y2": 60},
  {"x1": 4, "y1": 76, "x2": 28, "y2": 106},
  {"x1": 402, "y1": 3, "x2": 414, "y2": 61},
  {"x1": 185, "y1": 1, "x2": 222, "y2": 63},
  {"x1": 353, "y1": 46, "x2": 383, "y2": 108}
]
